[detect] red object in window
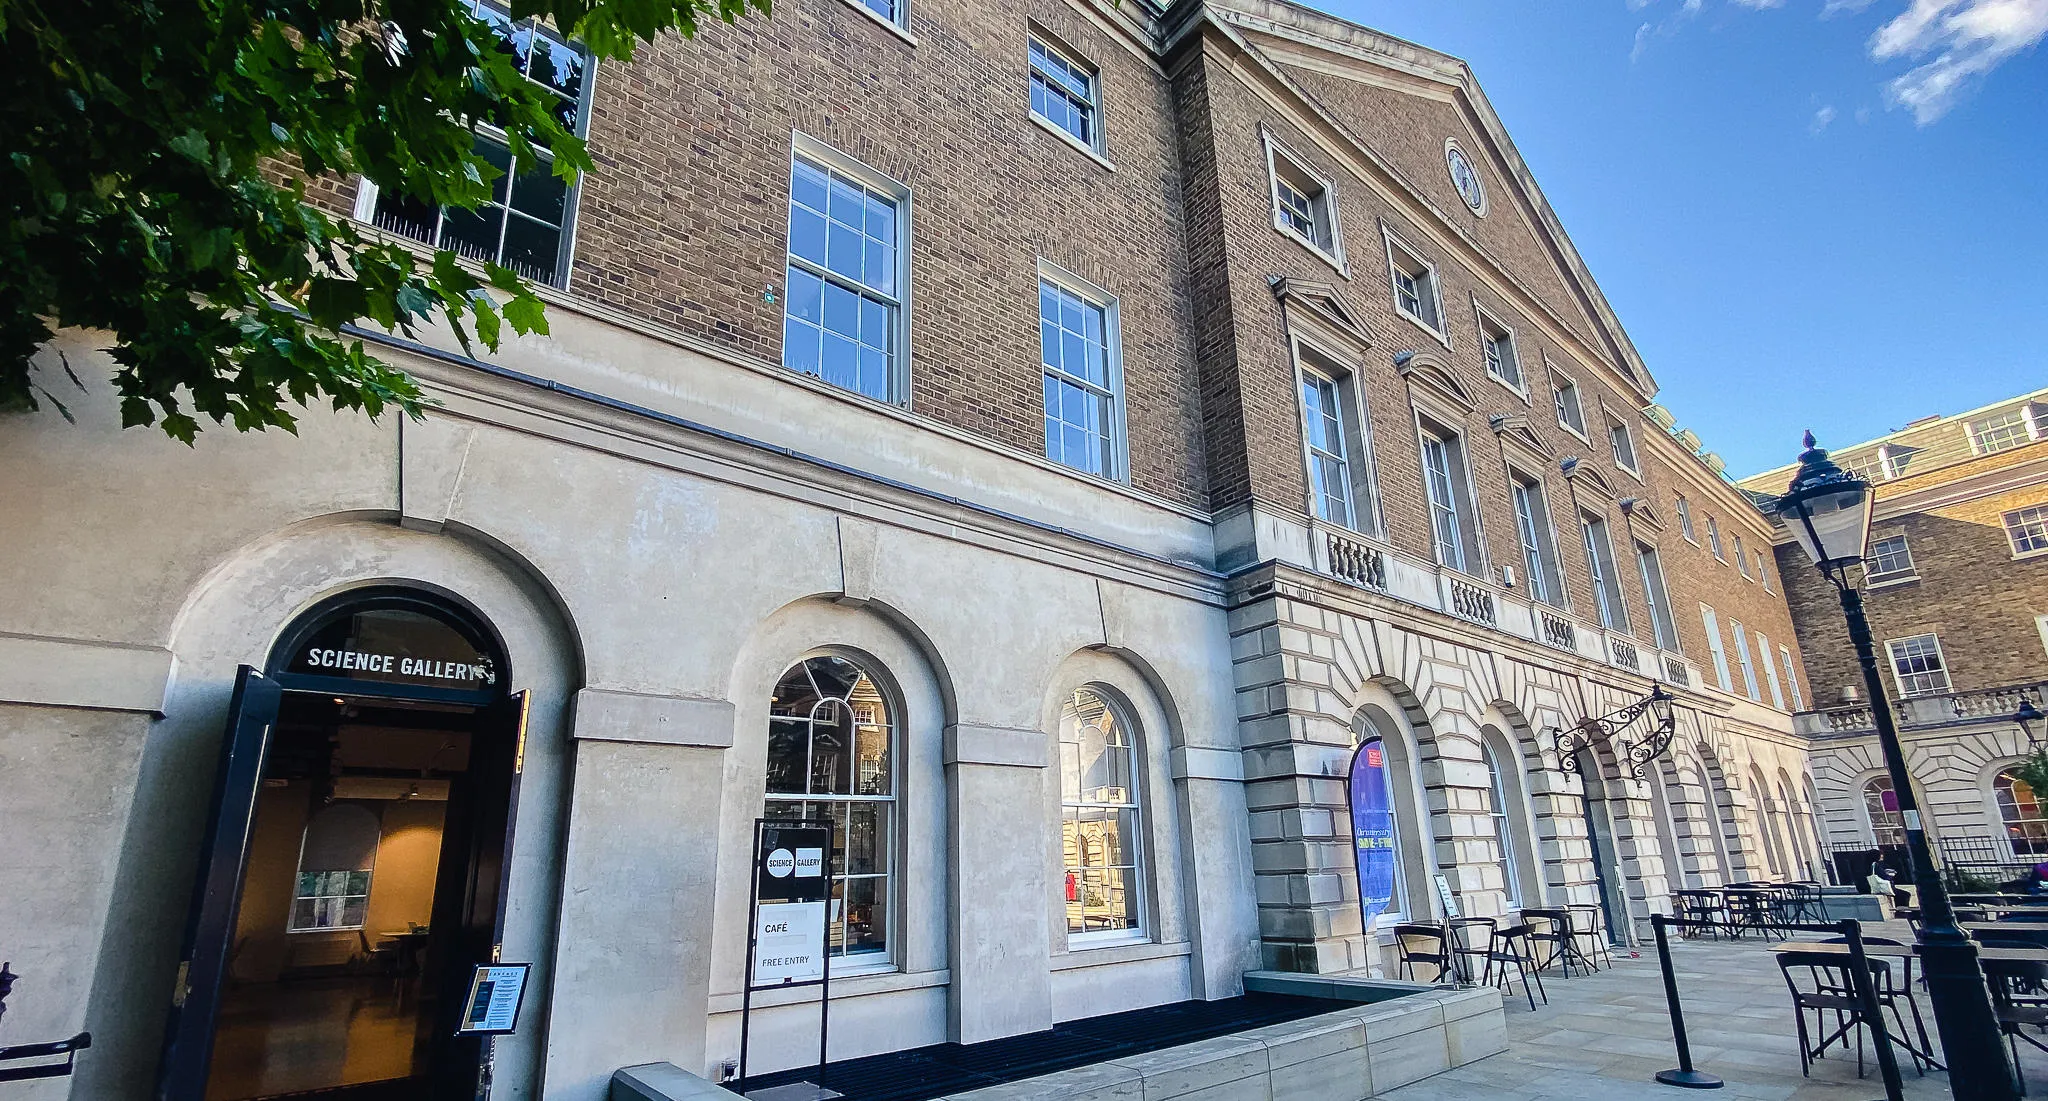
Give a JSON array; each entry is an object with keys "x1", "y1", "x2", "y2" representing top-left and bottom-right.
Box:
[
  {"x1": 1365, "y1": 745, "x2": 1384, "y2": 768},
  {"x1": 1065, "y1": 872, "x2": 1077, "y2": 902}
]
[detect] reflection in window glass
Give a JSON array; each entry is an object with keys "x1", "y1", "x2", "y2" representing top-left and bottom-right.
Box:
[
  {"x1": 1998, "y1": 770, "x2": 2048, "y2": 856},
  {"x1": 1040, "y1": 280, "x2": 1118, "y2": 477},
  {"x1": 1484, "y1": 743, "x2": 1521, "y2": 906},
  {"x1": 766, "y1": 656, "x2": 894, "y2": 961},
  {"x1": 290, "y1": 804, "x2": 381, "y2": 931},
  {"x1": 784, "y1": 154, "x2": 901, "y2": 402},
  {"x1": 1059, "y1": 688, "x2": 1143, "y2": 940},
  {"x1": 366, "y1": 1, "x2": 587, "y2": 285},
  {"x1": 1029, "y1": 38, "x2": 1097, "y2": 148}
]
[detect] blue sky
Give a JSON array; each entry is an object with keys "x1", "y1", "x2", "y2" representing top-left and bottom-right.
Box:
[{"x1": 1320, "y1": 0, "x2": 2046, "y2": 477}]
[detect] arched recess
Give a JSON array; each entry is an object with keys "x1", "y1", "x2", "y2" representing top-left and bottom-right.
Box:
[
  {"x1": 1477, "y1": 709, "x2": 1547, "y2": 911},
  {"x1": 1694, "y1": 742, "x2": 1752, "y2": 883},
  {"x1": 1647, "y1": 754, "x2": 1695, "y2": 890},
  {"x1": 1777, "y1": 767, "x2": 1816, "y2": 878},
  {"x1": 1748, "y1": 763, "x2": 1789, "y2": 878},
  {"x1": 85, "y1": 515, "x2": 584, "y2": 1101},
  {"x1": 713, "y1": 596, "x2": 954, "y2": 1010},
  {"x1": 1036, "y1": 649, "x2": 1190, "y2": 977}
]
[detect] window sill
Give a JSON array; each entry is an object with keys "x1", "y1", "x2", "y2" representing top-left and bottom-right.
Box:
[
  {"x1": 1052, "y1": 938, "x2": 1189, "y2": 970},
  {"x1": 1486, "y1": 372, "x2": 1530, "y2": 405},
  {"x1": 1272, "y1": 222, "x2": 1347, "y2": 278},
  {"x1": 1612, "y1": 461, "x2": 1644, "y2": 484},
  {"x1": 1557, "y1": 421, "x2": 1590, "y2": 446},
  {"x1": 836, "y1": 0, "x2": 918, "y2": 45},
  {"x1": 1394, "y1": 307, "x2": 1452, "y2": 350},
  {"x1": 2013, "y1": 548, "x2": 2048, "y2": 562},
  {"x1": 1866, "y1": 573, "x2": 1920, "y2": 590},
  {"x1": 1031, "y1": 114, "x2": 1114, "y2": 172}
]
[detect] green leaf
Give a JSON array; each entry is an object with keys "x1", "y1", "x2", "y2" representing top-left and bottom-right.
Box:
[{"x1": 503, "y1": 291, "x2": 548, "y2": 336}]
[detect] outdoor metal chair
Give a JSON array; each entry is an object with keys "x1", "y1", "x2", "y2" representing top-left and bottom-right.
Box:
[
  {"x1": 1775, "y1": 949, "x2": 1909, "y2": 1080},
  {"x1": 1787, "y1": 882, "x2": 1829, "y2": 923},
  {"x1": 1565, "y1": 905, "x2": 1613, "y2": 969},
  {"x1": 1821, "y1": 937, "x2": 1938, "y2": 1073},
  {"x1": 1673, "y1": 889, "x2": 1724, "y2": 940},
  {"x1": 1984, "y1": 957, "x2": 2048, "y2": 1095},
  {"x1": 1725, "y1": 889, "x2": 1778, "y2": 940},
  {"x1": 1391, "y1": 923, "x2": 1453, "y2": 985},
  {"x1": 1491, "y1": 921, "x2": 1548, "y2": 1011},
  {"x1": 1519, "y1": 908, "x2": 1589, "y2": 978},
  {"x1": 1446, "y1": 918, "x2": 1497, "y2": 986}
]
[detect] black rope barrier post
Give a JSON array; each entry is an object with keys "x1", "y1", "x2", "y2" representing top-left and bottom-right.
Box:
[
  {"x1": 1651, "y1": 914, "x2": 1724, "y2": 1089},
  {"x1": 1842, "y1": 920, "x2": 1905, "y2": 1101}
]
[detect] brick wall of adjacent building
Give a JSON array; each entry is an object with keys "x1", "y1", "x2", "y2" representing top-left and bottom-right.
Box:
[
  {"x1": 1173, "y1": 30, "x2": 1808, "y2": 713},
  {"x1": 1775, "y1": 459, "x2": 2048, "y2": 703}
]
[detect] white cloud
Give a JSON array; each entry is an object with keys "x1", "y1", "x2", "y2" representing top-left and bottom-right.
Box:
[
  {"x1": 1869, "y1": 0, "x2": 2048, "y2": 122},
  {"x1": 1811, "y1": 103, "x2": 1841, "y2": 130}
]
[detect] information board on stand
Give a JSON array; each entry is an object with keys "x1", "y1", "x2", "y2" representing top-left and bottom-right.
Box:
[{"x1": 737, "y1": 819, "x2": 840, "y2": 1099}]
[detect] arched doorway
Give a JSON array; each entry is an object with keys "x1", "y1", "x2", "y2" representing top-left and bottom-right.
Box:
[{"x1": 158, "y1": 588, "x2": 526, "y2": 1101}]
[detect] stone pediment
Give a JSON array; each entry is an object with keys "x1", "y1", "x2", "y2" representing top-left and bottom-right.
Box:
[
  {"x1": 1560, "y1": 456, "x2": 1616, "y2": 499},
  {"x1": 1488, "y1": 413, "x2": 1556, "y2": 462},
  {"x1": 1394, "y1": 351, "x2": 1475, "y2": 413},
  {"x1": 1270, "y1": 275, "x2": 1377, "y2": 353},
  {"x1": 1620, "y1": 496, "x2": 1664, "y2": 531}
]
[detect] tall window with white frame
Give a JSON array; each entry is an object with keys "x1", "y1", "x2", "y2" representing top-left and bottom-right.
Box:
[
  {"x1": 1885, "y1": 634, "x2": 1951, "y2": 697},
  {"x1": 1478, "y1": 311, "x2": 1521, "y2": 391},
  {"x1": 1386, "y1": 236, "x2": 1442, "y2": 333},
  {"x1": 1059, "y1": 687, "x2": 1144, "y2": 941},
  {"x1": 1676, "y1": 496, "x2": 1696, "y2": 543},
  {"x1": 1420, "y1": 425, "x2": 1471, "y2": 572},
  {"x1": 1706, "y1": 516, "x2": 1725, "y2": 560},
  {"x1": 1757, "y1": 552, "x2": 1772, "y2": 593},
  {"x1": 1511, "y1": 476, "x2": 1561, "y2": 605},
  {"x1": 1635, "y1": 542, "x2": 1679, "y2": 650},
  {"x1": 1552, "y1": 370, "x2": 1587, "y2": 437},
  {"x1": 1301, "y1": 371, "x2": 1354, "y2": 528},
  {"x1": 1757, "y1": 629, "x2": 1786, "y2": 709},
  {"x1": 1730, "y1": 620, "x2": 1761, "y2": 701},
  {"x1": 361, "y1": 0, "x2": 589, "y2": 285},
  {"x1": 2006, "y1": 505, "x2": 2048, "y2": 556},
  {"x1": 1267, "y1": 141, "x2": 1340, "y2": 260},
  {"x1": 1701, "y1": 604, "x2": 1733, "y2": 692},
  {"x1": 1483, "y1": 741, "x2": 1522, "y2": 907},
  {"x1": 766, "y1": 655, "x2": 896, "y2": 964},
  {"x1": 784, "y1": 149, "x2": 905, "y2": 403},
  {"x1": 1028, "y1": 36, "x2": 1099, "y2": 153},
  {"x1": 1039, "y1": 276, "x2": 1122, "y2": 479},
  {"x1": 1734, "y1": 534, "x2": 1751, "y2": 578},
  {"x1": 1996, "y1": 769, "x2": 2048, "y2": 857},
  {"x1": 1780, "y1": 645, "x2": 1805, "y2": 710},
  {"x1": 1581, "y1": 512, "x2": 1628, "y2": 632},
  {"x1": 1294, "y1": 345, "x2": 1381, "y2": 535}
]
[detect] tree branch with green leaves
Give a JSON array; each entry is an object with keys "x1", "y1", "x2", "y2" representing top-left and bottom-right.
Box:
[{"x1": 1, "y1": 0, "x2": 769, "y2": 442}]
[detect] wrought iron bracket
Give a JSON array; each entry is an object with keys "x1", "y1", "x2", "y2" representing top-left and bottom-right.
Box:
[{"x1": 1551, "y1": 685, "x2": 1677, "y2": 780}]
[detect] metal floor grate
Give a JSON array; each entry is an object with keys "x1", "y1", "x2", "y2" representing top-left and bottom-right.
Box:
[{"x1": 745, "y1": 992, "x2": 1354, "y2": 1101}]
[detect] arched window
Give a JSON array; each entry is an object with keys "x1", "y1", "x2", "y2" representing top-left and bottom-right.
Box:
[
  {"x1": 1750, "y1": 766, "x2": 1786, "y2": 876},
  {"x1": 1058, "y1": 687, "x2": 1144, "y2": 941},
  {"x1": 767, "y1": 656, "x2": 895, "y2": 962},
  {"x1": 290, "y1": 804, "x2": 381, "y2": 931},
  {"x1": 1349, "y1": 736, "x2": 1403, "y2": 923},
  {"x1": 1996, "y1": 770, "x2": 2048, "y2": 857},
  {"x1": 1863, "y1": 776, "x2": 1905, "y2": 847},
  {"x1": 1482, "y1": 740, "x2": 1523, "y2": 907}
]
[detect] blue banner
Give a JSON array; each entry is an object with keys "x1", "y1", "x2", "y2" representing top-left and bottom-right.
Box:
[{"x1": 1350, "y1": 739, "x2": 1397, "y2": 925}]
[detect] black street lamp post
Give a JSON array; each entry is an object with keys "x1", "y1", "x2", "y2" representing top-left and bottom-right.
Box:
[{"x1": 1775, "y1": 432, "x2": 2019, "y2": 1101}]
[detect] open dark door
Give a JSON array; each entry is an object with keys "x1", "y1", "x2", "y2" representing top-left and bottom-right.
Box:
[
  {"x1": 429, "y1": 690, "x2": 528, "y2": 1100},
  {"x1": 156, "y1": 666, "x2": 283, "y2": 1101}
]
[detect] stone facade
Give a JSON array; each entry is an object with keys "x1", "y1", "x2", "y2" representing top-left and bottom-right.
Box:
[
  {"x1": 1739, "y1": 390, "x2": 2048, "y2": 871},
  {"x1": 0, "y1": 0, "x2": 1819, "y2": 1098}
]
